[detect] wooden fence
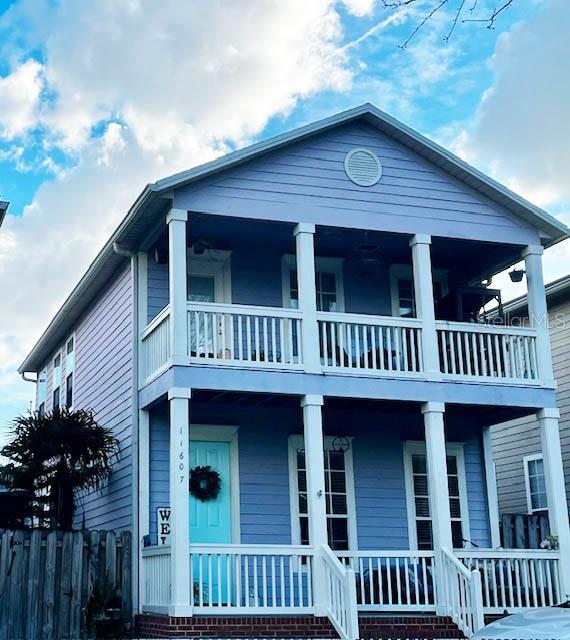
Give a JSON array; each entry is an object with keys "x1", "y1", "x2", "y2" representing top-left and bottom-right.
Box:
[
  {"x1": 500, "y1": 513, "x2": 550, "y2": 549},
  {"x1": 0, "y1": 529, "x2": 131, "y2": 640}
]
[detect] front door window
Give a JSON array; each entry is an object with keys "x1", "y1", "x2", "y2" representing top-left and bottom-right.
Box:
[{"x1": 188, "y1": 275, "x2": 216, "y2": 302}]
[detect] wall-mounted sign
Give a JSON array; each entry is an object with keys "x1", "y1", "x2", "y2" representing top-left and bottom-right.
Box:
[{"x1": 157, "y1": 507, "x2": 171, "y2": 545}]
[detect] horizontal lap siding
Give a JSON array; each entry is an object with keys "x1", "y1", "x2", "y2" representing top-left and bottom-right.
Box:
[
  {"x1": 147, "y1": 258, "x2": 168, "y2": 323},
  {"x1": 492, "y1": 298, "x2": 570, "y2": 515},
  {"x1": 174, "y1": 123, "x2": 537, "y2": 245},
  {"x1": 148, "y1": 404, "x2": 490, "y2": 549},
  {"x1": 72, "y1": 265, "x2": 133, "y2": 530}
]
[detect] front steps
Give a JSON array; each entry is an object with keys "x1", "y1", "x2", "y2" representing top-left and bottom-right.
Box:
[{"x1": 135, "y1": 613, "x2": 464, "y2": 638}]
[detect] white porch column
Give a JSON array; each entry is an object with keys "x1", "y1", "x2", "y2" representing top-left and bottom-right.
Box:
[
  {"x1": 538, "y1": 408, "x2": 570, "y2": 598},
  {"x1": 482, "y1": 426, "x2": 501, "y2": 548},
  {"x1": 169, "y1": 387, "x2": 192, "y2": 616},
  {"x1": 523, "y1": 245, "x2": 554, "y2": 381},
  {"x1": 410, "y1": 234, "x2": 440, "y2": 378},
  {"x1": 422, "y1": 402, "x2": 453, "y2": 551},
  {"x1": 301, "y1": 394, "x2": 328, "y2": 615},
  {"x1": 167, "y1": 209, "x2": 189, "y2": 364},
  {"x1": 138, "y1": 408, "x2": 150, "y2": 612},
  {"x1": 294, "y1": 223, "x2": 320, "y2": 373},
  {"x1": 422, "y1": 402, "x2": 452, "y2": 615}
]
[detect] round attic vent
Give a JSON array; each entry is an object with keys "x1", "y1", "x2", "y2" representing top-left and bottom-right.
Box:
[{"x1": 344, "y1": 148, "x2": 382, "y2": 187}]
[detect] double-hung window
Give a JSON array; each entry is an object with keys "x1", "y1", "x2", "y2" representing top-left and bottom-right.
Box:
[
  {"x1": 389, "y1": 265, "x2": 448, "y2": 318},
  {"x1": 52, "y1": 353, "x2": 62, "y2": 410},
  {"x1": 288, "y1": 435, "x2": 357, "y2": 551},
  {"x1": 282, "y1": 255, "x2": 345, "y2": 312},
  {"x1": 37, "y1": 369, "x2": 47, "y2": 417},
  {"x1": 524, "y1": 455, "x2": 547, "y2": 513},
  {"x1": 404, "y1": 442, "x2": 470, "y2": 550},
  {"x1": 65, "y1": 337, "x2": 75, "y2": 409}
]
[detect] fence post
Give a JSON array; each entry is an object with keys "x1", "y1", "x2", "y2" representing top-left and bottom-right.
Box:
[
  {"x1": 345, "y1": 567, "x2": 359, "y2": 640},
  {"x1": 469, "y1": 569, "x2": 485, "y2": 633}
]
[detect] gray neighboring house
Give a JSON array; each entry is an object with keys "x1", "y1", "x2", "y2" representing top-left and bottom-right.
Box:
[{"x1": 492, "y1": 274, "x2": 570, "y2": 516}]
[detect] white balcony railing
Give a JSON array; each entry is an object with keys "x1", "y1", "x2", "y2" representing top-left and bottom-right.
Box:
[
  {"x1": 139, "y1": 304, "x2": 545, "y2": 387},
  {"x1": 456, "y1": 549, "x2": 562, "y2": 612},
  {"x1": 317, "y1": 312, "x2": 423, "y2": 375},
  {"x1": 187, "y1": 302, "x2": 303, "y2": 369},
  {"x1": 141, "y1": 545, "x2": 171, "y2": 611},
  {"x1": 140, "y1": 306, "x2": 170, "y2": 381},
  {"x1": 322, "y1": 545, "x2": 359, "y2": 640},
  {"x1": 436, "y1": 321, "x2": 539, "y2": 382},
  {"x1": 336, "y1": 550, "x2": 436, "y2": 611}
]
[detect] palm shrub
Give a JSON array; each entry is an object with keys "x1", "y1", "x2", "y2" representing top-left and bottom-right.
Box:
[{"x1": 1, "y1": 408, "x2": 119, "y2": 529}]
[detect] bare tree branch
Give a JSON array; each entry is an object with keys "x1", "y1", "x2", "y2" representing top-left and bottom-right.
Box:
[{"x1": 381, "y1": 0, "x2": 517, "y2": 46}]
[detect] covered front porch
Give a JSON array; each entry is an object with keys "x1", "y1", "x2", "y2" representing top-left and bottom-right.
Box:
[{"x1": 137, "y1": 393, "x2": 568, "y2": 639}]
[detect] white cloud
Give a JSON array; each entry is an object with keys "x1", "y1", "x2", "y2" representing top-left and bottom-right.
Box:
[
  {"x1": 340, "y1": 0, "x2": 376, "y2": 16},
  {"x1": 455, "y1": 0, "x2": 570, "y2": 208},
  {"x1": 0, "y1": 59, "x2": 43, "y2": 139},
  {"x1": 0, "y1": 0, "x2": 361, "y2": 427}
]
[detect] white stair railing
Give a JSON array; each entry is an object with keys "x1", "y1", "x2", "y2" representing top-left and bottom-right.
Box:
[
  {"x1": 321, "y1": 545, "x2": 359, "y2": 640},
  {"x1": 440, "y1": 547, "x2": 484, "y2": 638}
]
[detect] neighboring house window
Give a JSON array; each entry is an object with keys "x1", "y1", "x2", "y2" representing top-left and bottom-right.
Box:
[
  {"x1": 52, "y1": 353, "x2": 62, "y2": 410},
  {"x1": 288, "y1": 435, "x2": 357, "y2": 550},
  {"x1": 389, "y1": 265, "x2": 448, "y2": 318},
  {"x1": 65, "y1": 336, "x2": 75, "y2": 409},
  {"x1": 37, "y1": 369, "x2": 47, "y2": 416},
  {"x1": 524, "y1": 455, "x2": 548, "y2": 513},
  {"x1": 282, "y1": 255, "x2": 345, "y2": 312},
  {"x1": 404, "y1": 442, "x2": 470, "y2": 550}
]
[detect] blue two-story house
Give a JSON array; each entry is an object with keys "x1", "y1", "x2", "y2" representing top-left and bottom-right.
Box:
[{"x1": 19, "y1": 104, "x2": 570, "y2": 639}]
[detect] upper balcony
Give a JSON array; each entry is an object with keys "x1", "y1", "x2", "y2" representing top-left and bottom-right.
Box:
[{"x1": 139, "y1": 213, "x2": 552, "y2": 395}]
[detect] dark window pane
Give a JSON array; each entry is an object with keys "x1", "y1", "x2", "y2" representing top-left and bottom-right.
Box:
[
  {"x1": 331, "y1": 494, "x2": 347, "y2": 515},
  {"x1": 329, "y1": 472, "x2": 346, "y2": 493},
  {"x1": 415, "y1": 497, "x2": 430, "y2": 518},
  {"x1": 416, "y1": 521, "x2": 433, "y2": 550},
  {"x1": 328, "y1": 519, "x2": 349, "y2": 550},
  {"x1": 297, "y1": 470, "x2": 306, "y2": 492},
  {"x1": 300, "y1": 517, "x2": 309, "y2": 545},
  {"x1": 413, "y1": 475, "x2": 428, "y2": 496},
  {"x1": 53, "y1": 388, "x2": 60, "y2": 410},
  {"x1": 446, "y1": 456, "x2": 458, "y2": 475},
  {"x1": 326, "y1": 494, "x2": 331, "y2": 515},
  {"x1": 298, "y1": 493, "x2": 307, "y2": 515},
  {"x1": 66, "y1": 373, "x2": 73, "y2": 408},
  {"x1": 297, "y1": 450, "x2": 305, "y2": 469},
  {"x1": 452, "y1": 521, "x2": 463, "y2": 548},
  {"x1": 329, "y1": 451, "x2": 345, "y2": 471},
  {"x1": 448, "y1": 475, "x2": 459, "y2": 497},
  {"x1": 412, "y1": 454, "x2": 426, "y2": 474},
  {"x1": 449, "y1": 498, "x2": 462, "y2": 518}
]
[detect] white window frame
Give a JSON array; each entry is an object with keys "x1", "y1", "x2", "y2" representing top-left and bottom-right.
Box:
[
  {"x1": 281, "y1": 254, "x2": 345, "y2": 312},
  {"x1": 52, "y1": 350, "x2": 63, "y2": 410},
  {"x1": 64, "y1": 334, "x2": 76, "y2": 410},
  {"x1": 288, "y1": 434, "x2": 358, "y2": 550},
  {"x1": 403, "y1": 440, "x2": 470, "y2": 550},
  {"x1": 37, "y1": 369, "x2": 47, "y2": 413},
  {"x1": 190, "y1": 424, "x2": 241, "y2": 543},
  {"x1": 187, "y1": 248, "x2": 232, "y2": 303},
  {"x1": 389, "y1": 264, "x2": 448, "y2": 317},
  {"x1": 523, "y1": 454, "x2": 548, "y2": 514}
]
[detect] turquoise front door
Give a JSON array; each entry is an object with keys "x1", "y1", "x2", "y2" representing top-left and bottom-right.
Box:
[
  {"x1": 190, "y1": 439, "x2": 233, "y2": 606},
  {"x1": 190, "y1": 440, "x2": 232, "y2": 543}
]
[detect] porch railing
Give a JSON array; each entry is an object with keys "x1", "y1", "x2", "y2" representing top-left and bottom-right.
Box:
[
  {"x1": 322, "y1": 545, "x2": 359, "y2": 640},
  {"x1": 187, "y1": 302, "x2": 303, "y2": 369},
  {"x1": 317, "y1": 312, "x2": 423, "y2": 375},
  {"x1": 440, "y1": 548, "x2": 484, "y2": 638},
  {"x1": 456, "y1": 549, "x2": 562, "y2": 612},
  {"x1": 189, "y1": 544, "x2": 314, "y2": 613},
  {"x1": 141, "y1": 545, "x2": 171, "y2": 610},
  {"x1": 140, "y1": 306, "x2": 170, "y2": 381},
  {"x1": 336, "y1": 550, "x2": 436, "y2": 611},
  {"x1": 436, "y1": 321, "x2": 539, "y2": 382}
]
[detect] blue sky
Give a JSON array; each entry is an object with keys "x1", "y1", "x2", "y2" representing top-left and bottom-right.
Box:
[{"x1": 0, "y1": 0, "x2": 568, "y2": 432}]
